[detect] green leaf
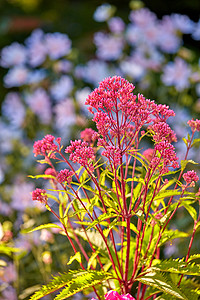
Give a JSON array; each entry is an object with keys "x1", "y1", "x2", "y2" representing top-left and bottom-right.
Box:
[
  {"x1": 181, "y1": 202, "x2": 197, "y2": 221},
  {"x1": 187, "y1": 254, "x2": 200, "y2": 263},
  {"x1": 0, "y1": 244, "x2": 21, "y2": 256},
  {"x1": 67, "y1": 252, "x2": 82, "y2": 265},
  {"x1": 137, "y1": 271, "x2": 188, "y2": 299},
  {"x1": 28, "y1": 174, "x2": 55, "y2": 179},
  {"x1": 29, "y1": 269, "x2": 112, "y2": 300},
  {"x1": 84, "y1": 212, "x2": 118, "y2": 231},
  {"x1": 22, "y1": 223, "x2": 62, "y2": 234},
  {"x1": 191, "y1": 138, "x2": 200, "y2": 147},
  {"x1": 151, "y1": 258, "x2": 200, "y2": 276},
  {"x1": 182, "y1": 137, "x2": 188, "y2": 147},
  {"x1": 181, "y1": 160, "x2": 199, "y2": 172}
]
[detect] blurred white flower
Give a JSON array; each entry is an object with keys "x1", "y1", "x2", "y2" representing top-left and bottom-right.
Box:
[
  {"x1": 120, "y1": 58, "x2": 145, "y2": 80},
  {"x1": 93, "y1": 3, "x2": 115, "y2": 22},
  {"x1": 75, "y1": 87, "x2": 91, "y2": 109},
  {"x1": 0, "y1": 42, "x2": 27, "y2": 68}
]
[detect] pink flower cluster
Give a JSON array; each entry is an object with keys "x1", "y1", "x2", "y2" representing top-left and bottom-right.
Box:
[
  {"x1": 150, "y1": 121, "x2": 177, "y2": 143},
  {"x1": 187, "y1": 119, "x2": 200, "y2": 132},
  {"x1": 32, "y1": 188, "x2": 48, "y2": 204},
  {"x1": 153, "y1": 140, "x2": 179, "y2": 173},
  {"x1": 33, "y1": 135, "x2": 61, "y2": 157},
  {"x1": 57, "y1": 169, "x2": 74, "y2": 184},
  {"x1": 91, "y1": 290, "x2": 135, "y2": 300},
  {"x1": 65, "y1": 140, "x2": 95, "y2": 172},
  {"x1": 81, "y1": 128, "x2": 99, "y2": 144},
  {"x1": 183, "y1": 170, "x2": 199, "y2": 187}
]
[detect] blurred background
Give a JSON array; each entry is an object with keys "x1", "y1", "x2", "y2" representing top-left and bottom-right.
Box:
[{"x1": 0, "y1": 0, "x2": 200, "y2": 299}]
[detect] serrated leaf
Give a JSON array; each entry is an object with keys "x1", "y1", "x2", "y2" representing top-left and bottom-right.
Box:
[
  {"x1": 67, "y1": 252, "x2": 82, "y2": 265},
  {"x1": 150, "y1": 258, "x2": 200, "y2": 276},
  {"x1": 137, "y1": 271, "x2": 188, "y2": 299},
  {"x1": 29, "y1": 269, "x2": 112, "y2": 300},
  {"x1": 84, "y1": 212, "x2": 118, "y2": 231},
  {"x1": 22, "y1": 223, "x2": 62, "y2": 234}
]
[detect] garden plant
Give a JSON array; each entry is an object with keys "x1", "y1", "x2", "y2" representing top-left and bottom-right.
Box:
[
  {"x1": 28, "y1": 76, "x2": 200, "y2": 299},
  {"x1": 0, "y1": 2, "x2": 200, "y2": 300}
]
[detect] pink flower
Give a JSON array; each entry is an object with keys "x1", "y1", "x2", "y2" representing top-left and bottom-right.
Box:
[
  {"x1": 32, "y1": 188, "x2": 48, "y2": 204},
  {"x1": 101, "y1": 146, "x2": 122, "y2": 167},
  {"x1": 149, "y1": 121, "x2": 177, "y2": 143},
  {"x1": 81, "y1": 128, "x2": 98, "y2": 144},
  {"x1": 143, "y1": 148, "x2": 154, "y2": 162},
  {"x1": 57, "y1": 169, "x2": 74, "y2": 184},
  {"x1": 65, "y1": 140, "x2": 95, "y2": 172},
  {"x1": 153, "y1": 140, "x2": 179, "y2": 173},
  {"x1": 187, "y1": 119, "x2": 200, "y2": 132},
  {"x1": 183, "y1": 170, "x2": 199, "y2": 187},
  {"x1": 33, "y1": 135, "x2": 59, "y2": 157},
  {"x1": 104, "y1": 290, "x2": 135, "y2": 300}
]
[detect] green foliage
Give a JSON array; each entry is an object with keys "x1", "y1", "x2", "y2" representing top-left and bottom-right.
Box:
[{"x1": 29, "y1": 269, "x2": 112, "y2": 300}]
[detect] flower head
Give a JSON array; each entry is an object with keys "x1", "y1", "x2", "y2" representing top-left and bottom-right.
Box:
[
  {"x1": 65, "y1": 140, "x2": 95, "y2": 172},
  {"x1": 80, "y1": 128, "x2": 98, "y2": 144},
  {"x1": 32, "y1": 188, "x2": 48, "y2": 204},
  {"x1": 57, "y1": 169, "x2": 74, "y2": 184},
  {"x1": 187, "y1": 119, "x2": 200, "y2": 132},
  {"x1": 183, "y1": 170, "x2": 199, "y2": 187},
  {"x1": 33, "y1": 135, "x2": 60, "y2": 157}
]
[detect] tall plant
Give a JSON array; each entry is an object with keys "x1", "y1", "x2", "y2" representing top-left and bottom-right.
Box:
[{"x1": 28, "y1": 76, "x2": 200, "y2": 300}]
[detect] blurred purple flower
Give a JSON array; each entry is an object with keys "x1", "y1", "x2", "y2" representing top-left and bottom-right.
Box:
[
  {"x1": 50, "y1": 75, "x2": 73, "y2": 101},
  {"x1": 0, "y1": 42, "x2": 27, "y2": 68},
  {"x1": 158, "y1": 16, "x2": 181, "y2": 53},
  {"x1": 26, "y1": 29, "x2": 47, "y2": 67},
  {"x1": 162, "y1": 57, "x2": 192, "y2": 91},
  {"x1": 11, "y1": 181, "x2": 35, "y2": 211},
  {"x1": 192, "y1": 19, "x2": 200, "y2": 40},
  {"x1": 0, "y1": 286, "x2": 17, "y2": 300},
  {"x1": 171, "y1": 13, "x2": 194, "y2": 34},
  {"x1": 108, "y1": 17, "x2": 125, "y2": 33},
  {"x1": 1, "y1": 92, "x2": 26, "y2": 128},
  {"x1": 75, "y1": 59, "x2": 118, "y2": 86},
  {"x1": 45, "y1": 32, "x2": 72, "y2": 60},
  {"x1": 3, "y1": 66, "x2": 29, "y2": 87},
  {"x1": 0, "y1": 262, "x2": 17, "y2": 283},
  {"x1": 94, "y1": 32, "x2": 124, "y2": 60},
  {"x1": 25, "y1": 88, "x2": 52, "y2": 124},
  {"x1": 54, "y1": 98, "x2": 76, "y2": 135},
  {"x1": 27, "y1": 69, "x2": 46, "y2": 84}
]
